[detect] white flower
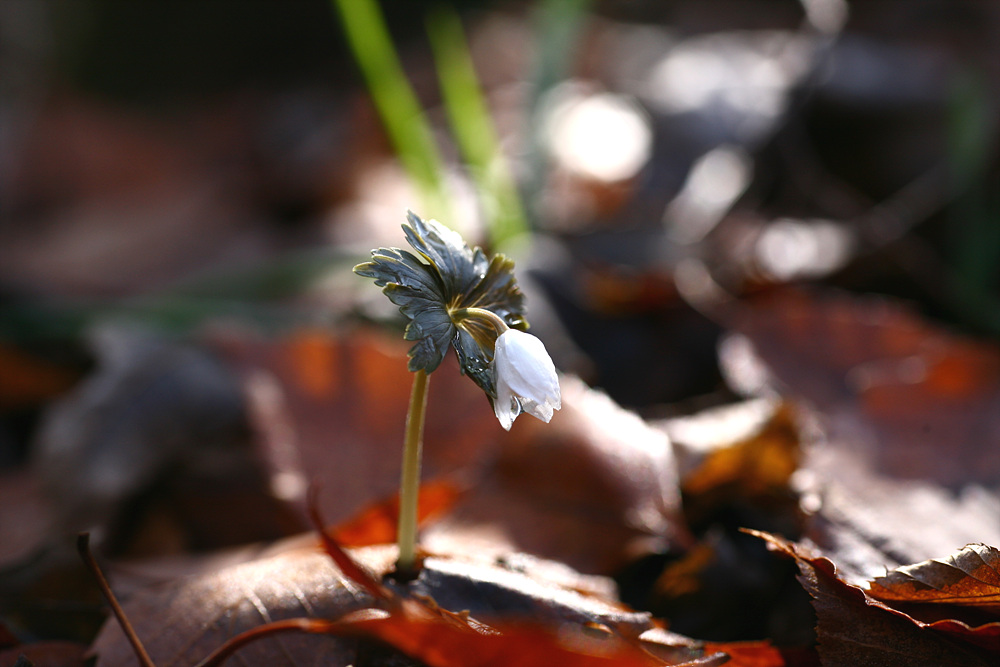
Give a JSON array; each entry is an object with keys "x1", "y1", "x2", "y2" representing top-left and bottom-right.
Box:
[{"x1": 492, "y1": 329, "x2": 561, "y2": 430}]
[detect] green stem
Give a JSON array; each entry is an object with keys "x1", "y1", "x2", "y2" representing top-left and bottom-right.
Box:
[{"x1": 397, "y1": 369, "x2": 429, "y2": 575}]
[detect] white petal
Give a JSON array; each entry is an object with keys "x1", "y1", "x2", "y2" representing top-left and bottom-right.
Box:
[
  {"x1": 492, "y1": 330, "x2": 561, "y2": 428},
  {"x1": 493, "y1": 363, "x2": 517, "y2": 431}
]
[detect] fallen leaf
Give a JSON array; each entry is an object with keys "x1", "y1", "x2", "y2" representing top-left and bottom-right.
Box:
[
  {"x1": 662, "y1": 398, "x2": 801, "y2": 530},
  {"x1": 619, "y1": 399, "x2": 811, "y2": 644},
  {"x1": 92, "y1": 539, "x2": 701, "y2": 667},
  {"x1": 215, "y1": 325, "x2": 499, "y2": 526},
  {"x1": 330, "y1": 479, "x2": 464, "y2": 548},
  {"x1": 724, "y1": 287, "x2": 1000, "y2": 583},
  {"x1": 310, "y1": 515, "x2": 722, "y2": 667},
  {"x1": 865, "y1": 544, "x2": 1000, "y2": 651},
  {"x1": 868, "y1": 544, "x2": 1000, "y2": 613},
  {"x1": 752, "y1": 530, "x2": 998, "y2": 666},
  {"x1": 701, "y1": 641, "x2": 790, "y2": 667},
  {"x1": 30, "y1": 325, "x2": 266, "y2": 553},
  {"x1": 341, "y1": 612, "x2": 690, "y2": 667},
  {"x1": 799, "y1": 443, "x2": 1000, "y2": 586},
  {"x1": 728, "y1": 287, "x2": 1000, "y2": 486},
  {"x1": 91, "y1": 545, "x2": 391, "y2": 667}
]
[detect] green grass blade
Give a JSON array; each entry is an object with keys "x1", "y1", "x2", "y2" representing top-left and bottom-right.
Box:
[
  {"x1": 522, "y1": 0, "x2": 594, "y2": 216},
  {"x1": 330, "y1": 0, "x2": 451, "y2": 219},
  {"x1": 426, "y1": 5, "x2": 528, "y2": 245}
]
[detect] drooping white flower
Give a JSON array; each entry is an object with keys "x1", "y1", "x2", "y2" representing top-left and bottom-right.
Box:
[{"x1": 492, "y1": 329, "x2": 561, "y2": 430}]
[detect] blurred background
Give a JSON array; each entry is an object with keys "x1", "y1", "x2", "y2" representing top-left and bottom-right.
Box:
[{"x1": 1, "y1": 0, "x2": 999, "y2": 652}]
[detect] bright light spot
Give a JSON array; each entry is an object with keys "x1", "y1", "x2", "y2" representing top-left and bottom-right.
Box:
[
  {"x1": 718, "y1": 333, "x2": 774, "y2": 397},
  {"x1": 544, "y1": 85, "x2": 653, "y2": 182},
  {"x1": 272, "y1": 471, "x2": 308, "y2": 502},
  {"x1": 665, "y1": 398, "x2": 779, "y2": 454},
  {"x1": 644, "y1": 31, "x2": 814, "y2": 139},
  {"x1": 665, "y1": 146, "x2": 752, "y2": 243},
  {"x1": 756, "y1": 219, "x2": 854, "y2": 280},
  {"x1": 674, "y1": 257, "x2": 729, "y2": 308}
]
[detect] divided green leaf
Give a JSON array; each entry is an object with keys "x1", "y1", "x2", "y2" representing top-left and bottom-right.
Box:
[{"x1": 354, "y1": 211, "x2": 527, "y2": 393}]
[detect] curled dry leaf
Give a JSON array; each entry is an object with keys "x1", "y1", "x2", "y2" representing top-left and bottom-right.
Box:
[
  {"x1": 866, "y1": 544, "x2": 1000, "y2": 651},
  {"x1": 868, "y1": 544, "x2": 1000, "y2": 613},
  {"x1": 752, "y1": 530, "x2": 1000, "y2": 666}
]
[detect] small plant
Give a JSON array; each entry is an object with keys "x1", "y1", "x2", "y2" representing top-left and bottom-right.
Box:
[{"x1": 355, "y1": 211, "x2": 561, "y2": 575}]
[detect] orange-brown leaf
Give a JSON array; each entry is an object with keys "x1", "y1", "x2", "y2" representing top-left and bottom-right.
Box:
[
  {"x1": 868, "y1": 544, "x2": 1000, "y2": 613},
  {"x1": 730, "y1": 288, "x2": 1000, "y2": 486},
  {"x1": 751, "y1": 530, "x2": 997, "y2": 666},
  {"x1": 216, "y1": 327, "x2": 499, "y2": 527}
]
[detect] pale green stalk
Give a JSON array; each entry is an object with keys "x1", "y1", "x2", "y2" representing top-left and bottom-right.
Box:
[{"x1": 397, "y1": 369, "x2": 429, "y2": 574}]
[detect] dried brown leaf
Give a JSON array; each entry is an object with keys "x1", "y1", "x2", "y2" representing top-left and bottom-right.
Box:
[
  {"x1": 91, "y1": 546, "x2": 391, "y2": 667},
  {"x1": 729, "y1": 288, "x2": 1000, "y2": 486},
  {"x1": 752, "y1": 530, "x2": 998, "y2": 666},
  {"x1": 869, "y1": 544, "x2": 1000, "y2": 613},
  {"x1": 91, "y1": 540, "x2": 676, "y2": 667},
  {"x1": 215, "y1": 326, "x2": 498, "y2": 526}
]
